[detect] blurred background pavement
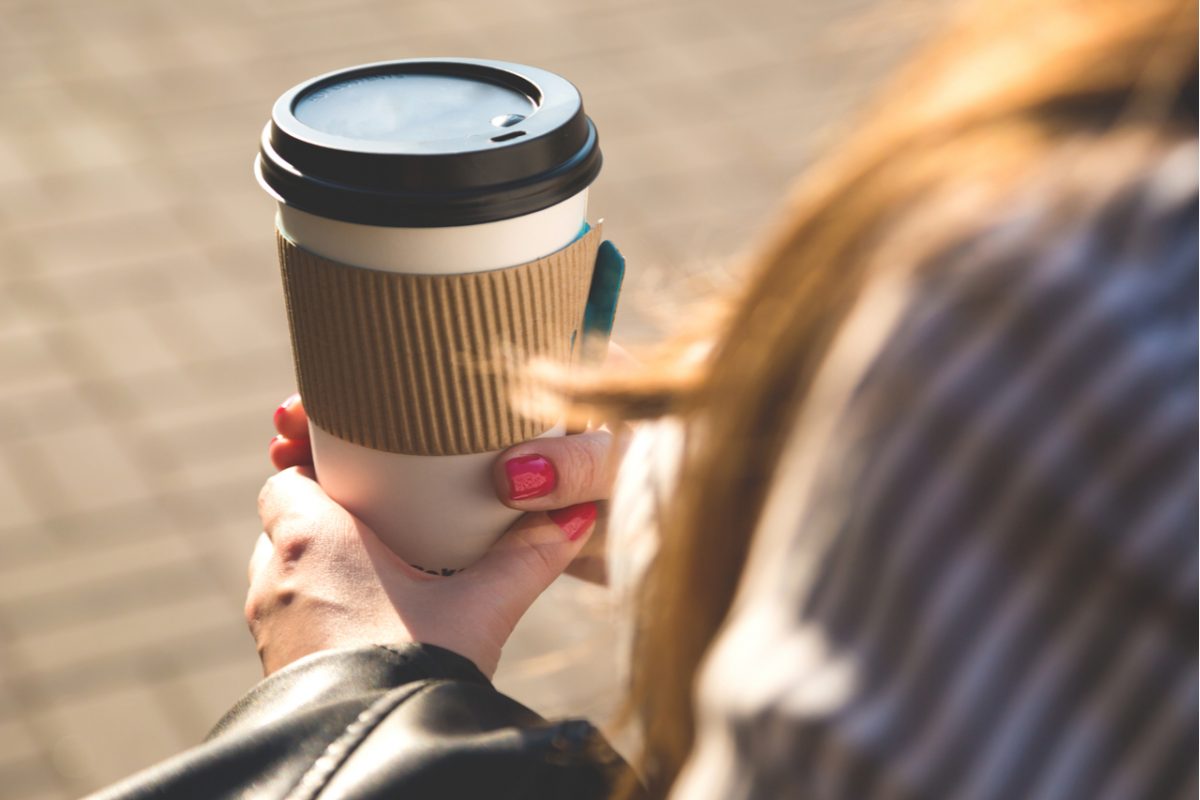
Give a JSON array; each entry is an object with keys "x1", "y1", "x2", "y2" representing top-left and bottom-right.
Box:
[{"x1": 0, "y1": 0, "x2": 933, "y2": 796}]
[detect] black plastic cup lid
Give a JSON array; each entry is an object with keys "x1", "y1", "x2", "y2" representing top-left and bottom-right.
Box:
[{"x1": 255, "y1": 58, "x2": 602, "y2": 227}]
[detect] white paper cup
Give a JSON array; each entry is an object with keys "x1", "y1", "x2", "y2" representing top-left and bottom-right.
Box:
[
  {"x1": 257, "y1": 59, "x2": 603, "y2": 573},
  {"x1": 276, "y1": 192, "x2": 586, "y2": 572}
]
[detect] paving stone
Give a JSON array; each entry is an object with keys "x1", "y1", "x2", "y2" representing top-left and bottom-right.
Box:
[
  {"x1": 0, "y1": 81, "x2": 83, "y2": 140},
  {"x1": 10, "y1": 620, "x2": 249, "y2": 707},
  {"x1": 0, "y1": 525, "x2": 62, "y2": 572},
  {"x1": 0, "y1": 716, "x2": 43, "y2": 766},
  {"x1": 41, "y1": 0, "x2": 166, "y2": 41},
  {"x1": 20, "y1": 209, "x2": 197, "y2": 276},
  {"x1": 32, "y1": 681, "x2": 197, "y2": 797},
  {"x1": 10, "y1": 592, "x2": 238, "y2": 678},
  {"x1": 0, "y1": 531, "x2": 195, "y2": 607},
  {"x1": 166, "y1": 188, "x2": 277, "y2": 255},
  {"x1": 181, "y1": 343, "x2": 297, "y2": 403},
  {"x1": 129, "y1": 368, "x2": 278, "y2": 432},
  {"x1": 0, "y1": 329, "x2": 74, "y2": 397},
  {"x1": 1, "y1": 553, "x2": 219, "y2": 639},
  {"x1": 6, "y1": 496, "x2": 173, "y2": 562},
  {"x1": 199, "y1": 238, "x2": 280, "y2": 290},
  {"x1": 5, "y1": 425, "x2": 156, "y2": 517},
  {"x1": 23, "y1": 253, "x2": 228, "y2": 317},
  {"x1": 0, "y1": 756, "x2": 69, "y2": 800},
  {"x1": 191, "y1": 515, "x2": 263, "y2": 600},
  {"x1": 137, "y1": 407, "x2": 276, "y2": 496},
  {"x1": 81, "y1": 363, "x2": 216, "y2": 423},
  {"x1": 0, "y1": 0, "x2": 912, "y2": 795},
  {"x1": 138, "y1": 286, "x2": 291, "y2": 366},
  {"x1": 0, "y1": 451, "x2": 43, "y2": 532},
  {"x1": 0, "y1": 167, "x2": 173, "y2": 235},
  {"x1": 164, "y1": 472, "x2": 266, "y2": 531},
  {"x1": 41, "y1": 306, "x2": 183, "y2": 379},
  {"x1": 0, "y1": 680, "x2": 16, "y2": 720},
  {"x1": 0, "y1": 285, "x2": 41, "y2": 338},
  {"x1": 152, "y1": 655, "x2": 263, "y2": 743},
  {"x1": 0, "y1": 134, "x2": 35, "y2": 185}
]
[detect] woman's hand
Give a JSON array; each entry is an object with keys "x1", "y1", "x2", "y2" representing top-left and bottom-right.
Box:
[
  {"x1": 489, "y1": 429, "x2": 619, "y2": 584},
  {"x1": 251, "y1": 464, "x2": 598, "y2": 678},
  {"x1": 270, "y1": 394, "x2": 624, "y2": 583},
  {"x1": 255, "y1": 389, "x2": 625, "y2": 677}
]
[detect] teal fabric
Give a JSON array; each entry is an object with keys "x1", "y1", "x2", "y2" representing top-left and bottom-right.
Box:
[{"x1": 580, "y1": 239, "x2": 625, "y2": 363}]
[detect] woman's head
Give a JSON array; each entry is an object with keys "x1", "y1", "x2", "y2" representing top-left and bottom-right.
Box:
[{"x1": 581, "y1": 0, "x2": 1197, "y2": 796}]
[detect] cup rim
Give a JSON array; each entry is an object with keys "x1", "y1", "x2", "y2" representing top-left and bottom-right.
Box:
[{"x1": 256, "y1": 58, "x2": 603, "y2": 228}]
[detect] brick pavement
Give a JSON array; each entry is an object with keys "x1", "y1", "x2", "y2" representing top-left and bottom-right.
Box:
[{"x1": 0, "y1": 0, "x2": 929, "y2": 796}]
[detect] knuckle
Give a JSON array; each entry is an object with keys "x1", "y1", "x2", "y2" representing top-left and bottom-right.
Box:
[
  {"x1": 263, "y1": 515, "x2": 314, "y2": 570},
  {"x1": 561, "y1": 434, "x2": 611, "y2": 497},
  {"x1": 259, "y1": 482, "x2": 318, "y2": 558},
  {"x1": 244, "y1": 584, "x2": 297, "y2": 628},
  {"x1": 277, "y1": 534, "x2": 311, "y2": 565},
  {"x1": 244, "y1": 593, "x2": 261, "y2": 627},
  {"x1": 257, "y1": 474, "x2": 280, "y2": 522}
]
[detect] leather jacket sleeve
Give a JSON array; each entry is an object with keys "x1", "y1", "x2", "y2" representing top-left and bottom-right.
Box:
[{"x1": 86, "y1": 644, "x2": 632, "y2": 800}]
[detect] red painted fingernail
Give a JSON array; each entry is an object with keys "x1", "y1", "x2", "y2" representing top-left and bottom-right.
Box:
[
  {"x1": 269, "y1": 434, "x2": 282, "y2": 449},
  {"x1": 505, "y1": 454, "x2": 557, "y2": 500},
  {"x1": 274, "y1": 394, "x2": 299, "y2": 425},
  {"x1": 548, "y1": 502, "x2": 597, "y2": 542}
]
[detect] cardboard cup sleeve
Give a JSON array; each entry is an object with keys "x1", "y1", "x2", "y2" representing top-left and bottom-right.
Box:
[{"x1": 277, "y1": 226, "x2": 603, "y2": 456}]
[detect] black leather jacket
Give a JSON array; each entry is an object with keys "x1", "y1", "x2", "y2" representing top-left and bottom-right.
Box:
[{"x1": 87, "y1": 644, "x2": 631, "y2": 799}]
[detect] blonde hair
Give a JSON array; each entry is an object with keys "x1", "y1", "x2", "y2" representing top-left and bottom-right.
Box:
[{"x1": 557, "y1": 1, "x2": 1197, "y2": 795}]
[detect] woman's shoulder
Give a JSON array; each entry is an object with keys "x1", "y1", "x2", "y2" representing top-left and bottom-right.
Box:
[
  {"x1": 849, "y1": 133, "x2": 1197, "y2": 501},
  {"x1": 679, "y1": 134, "x2": 1197, "y2": 800},
  {"x1": 875, "y1": 133, "x2": 1196, "y2": 393}
]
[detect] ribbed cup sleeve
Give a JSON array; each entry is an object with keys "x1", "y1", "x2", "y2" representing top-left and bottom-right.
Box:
[{"x1": 276, "y1": 226, "x2": 601, "y2": 456}]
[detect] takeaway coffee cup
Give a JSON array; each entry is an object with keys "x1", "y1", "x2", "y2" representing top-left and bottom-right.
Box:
[{"x1": 255, "y1": 58, "x2": 604, "y2": 575}]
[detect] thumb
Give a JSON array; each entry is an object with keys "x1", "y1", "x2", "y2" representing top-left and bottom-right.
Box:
[{"x1": 466, "y1": 502, "x2": 599, "y2": 621}]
